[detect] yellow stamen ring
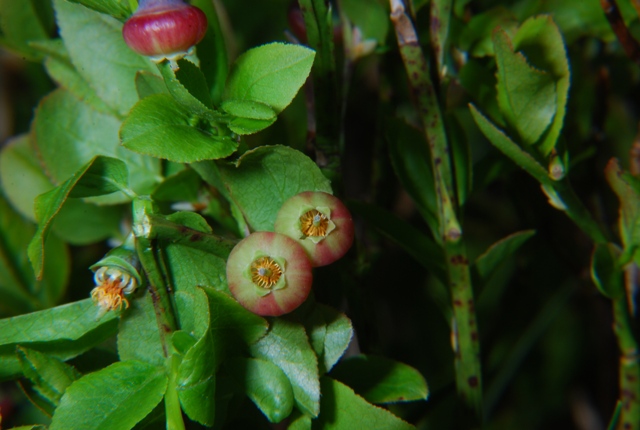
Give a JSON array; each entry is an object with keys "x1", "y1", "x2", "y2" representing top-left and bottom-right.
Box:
[
  {"x1": 250, "y1": 257, "x2": 283, "y2": 289},
  {"x1": 300, "y1": 209, "x2": 329, "y2": 237}
]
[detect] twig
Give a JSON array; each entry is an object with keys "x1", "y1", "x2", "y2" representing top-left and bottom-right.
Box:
[
  {"x1": 389, "y1": 0, "x2": 482, "y2": 421},
  {"x1": 600, "y1": 0, "x2": 640, "y2": 66}
]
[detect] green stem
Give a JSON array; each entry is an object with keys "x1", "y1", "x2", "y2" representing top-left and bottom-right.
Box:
[
  {"x1": 389, "y1": 0, "x2": 482, "y2": 420},
  {"x1": 613, "y1": 281, "x2": 640, "y2": 430},
  {"x1": 133, "y1": 198, "x2": 179, "y2": 357},
  {"x1": 298, "y1": 0, "x2": 342, "y2": 182},
  {"x1": 165, "y1": 354, "x2": 187, "y2": 430},
  {"x1": 145, "y1": 213, "x2": 235, "y2": 259}
]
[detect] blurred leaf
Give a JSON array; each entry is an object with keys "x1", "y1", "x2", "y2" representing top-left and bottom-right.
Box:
[
  {"x1": 249, "y1": 318, "x2": 320, "y2": 417},
  {"x1": 386, "y1": 118, "x2": 438, "y2": 236},
  {"x1": 348, "y1": 201, "x2": 446, "y2": 284},
  {"x1": 475, "y1": 230, "x2": 536, "y2": 280},
  {"x1": 42, "y1": 48, "x2": 117, "y2": 115},
  {"x1": 54, "y1": 0, "x2": 155, "y2": 115},
  {"x1": 120, "y1": 93, "x2": 238, "y2": 163},
  {"x1": 151, "y1": 167, "x2": 202, "y2": 203},
  {"x1": 66, "y1": 0, "x2": 131, "y2": 21},
  {"x1": 17, "y1": 347, "x2": 81, "y2": 415},
  {"x1": 0, "y1": 136, "x2": 53, "y2": 222},
  {"x1": 226, "y1": 357, "x2": 294, "y2": 423},
  {"x1": 288, "y1": 409, "x2": 312, "y2": 430},
  {"x1": 314, "y1": 377, "x2": 415, "y2": 429},
  {"x1": 0, "y1": 299, "x2": 118, "y2": 380},
  {"x1": 493, "y1": 28, "x2": 556, "y2": 146},
  {"x1": 32, "y1": 89, "x2": 159, "y2": 203},
  {"x1": 512, "y1": 16, "x2": 570, "y2": 156},
  {"x1": 135, "y1": 71, "x2": 168, "y2": 99},
  {"x1": 329, "y1": 355, "x2": 428, "y2": 404},
  {"x1": 341, "y1": 0, "x2": 389, "y2": 44},
  {"x1": 223, "y1": 42, "x2": 315, "y2": 113},
  {"x1": 0, "y1": 193, "x2": 69, "y2": 315},
  {"x1": 605, "y1": 158, "x2": 640, "y2": 257},
  {"x1": 117, "y1": 293, "x2": 165, "y2": 367},
  {"x1": 591, "y1": 243, "x2": 624, "y2": 299},
  {"x1": 607, "y1": 400, "x2": 623, "y2": 430},
  {"x1": 0, "y1": 0, "x2": 54, "y2": 60},
  {"x1": 191, "y1": 0, "x2": 228, "y2": 105},
  {"x1": 469, "y1": 104, "x2": 552, "y2": 187},
  {"x1": 304, "y1": 303, "x2": 353, "y2": 374},
  {"x1": 28, "y1": 156, "x2": 131, "y2": 278},
  {"x1": 0, "y1": 136, "x2": 122, "y2": 244},
  {"x1": 49, "y1": 360, "x2": 167, "y2": 430},
  {"x1": 529, "y1": 0, "x2": 612, "y2": 43},
  {"x1": 458, "y1": 7, "x2": 517, "y2": 57},
  {"x1": 219, "y1": 145, "x2": 332, "y2": 231}
]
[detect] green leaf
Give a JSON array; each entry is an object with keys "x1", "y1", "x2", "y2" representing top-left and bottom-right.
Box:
[
  {"x1": 164, "y1": 242, "x2": 229, "y2": 295},
  {"x1": 66, "y1": 0, "x2": 131, "y2": 21},
  {"x1": 32, "y1": 89, "x2": 159, "y2": 203},
  {"x1": 329, "y1": 355, "x2": 428, "y2": 404},
  {"x1": 386, "y1": 118, "x2": 438, "y2": 237},
  {"x1": 50, "y1": 360, "x2": 167, "y2": 430},
  {"x1": 54, "y1": 0, "x2": 155, "y2": 115},
  {"x1": 591, "y1": 243, "x2": 624, "y2": 299},
  {"x1": 203, "y1": 287, "x2": 268, "y2": 365},
  {"x1": 120, "y1": 93, "x2": 239, "y2": 163},
  {"x1": 223, "y1": 42, "x2": 315, "y2": 113},
  {"x1": 493, "y1": 29, "x2": 556, "y2": 146},
  {"x1": 227, "y1": 116, "x2": 277, "y2": 135},
  {"x1": 0, "y1": 299, "x2": 118, "y2": 380},
  {"x1": 28, "y1": 156, "x2": 131, "y2": 278},
  {"x1": 469, "y1": 104, "x2": 552, "y2": 187},
  {"x1": 175, "y1": 290, "x2": 210, "y2": 340},
  {"x1": 117, "y1": 293, "x2": 165, "y2": 367},
  {"x1": 512, "y1": 16, "x2": 570, "y2": 156},
  {"x1": 304, "y1": 304, "x2": 353, "y2": 374},
  {"x1": 226, "y1": 357, "x2": 294, "y2": 423},
  {"x1": 314, "y1": 377, "x2": 415, "y2": 429},
  {"x1": 177, "y1": 325, "x2": 217, "y2": 426},
  {"x1": 159, "y1": 59, "x2": 214, "y2": 111},
  {"x1": 249, "y1": 318, "x2": 320, "y2": 417},
  {"x1": 17, "y1": 346, "x2": 81, "y2": 415},
  {"x1": 0, "y1": 193, "x2": 69, "y2": 315},
  {"x1": 475, "y1": 230, "x2": 536, "y2": 280},
  {"x1": 219, "y1": 145, "x2": 332, "y2": 231},
  {"x1": 0, "y1": 0, "x2": 54, "y2": 60},
  {"x1": 221, "y1": 99, "x2": 276, "y2": 120}
]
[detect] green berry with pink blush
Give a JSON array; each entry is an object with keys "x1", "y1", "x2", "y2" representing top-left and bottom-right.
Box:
[
  {"x1": 226, "y1": 231, "x2": 313, "y2": 317},
  {"x1": 274, "y1": 191, "x2": 354, "y2": 267}
]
